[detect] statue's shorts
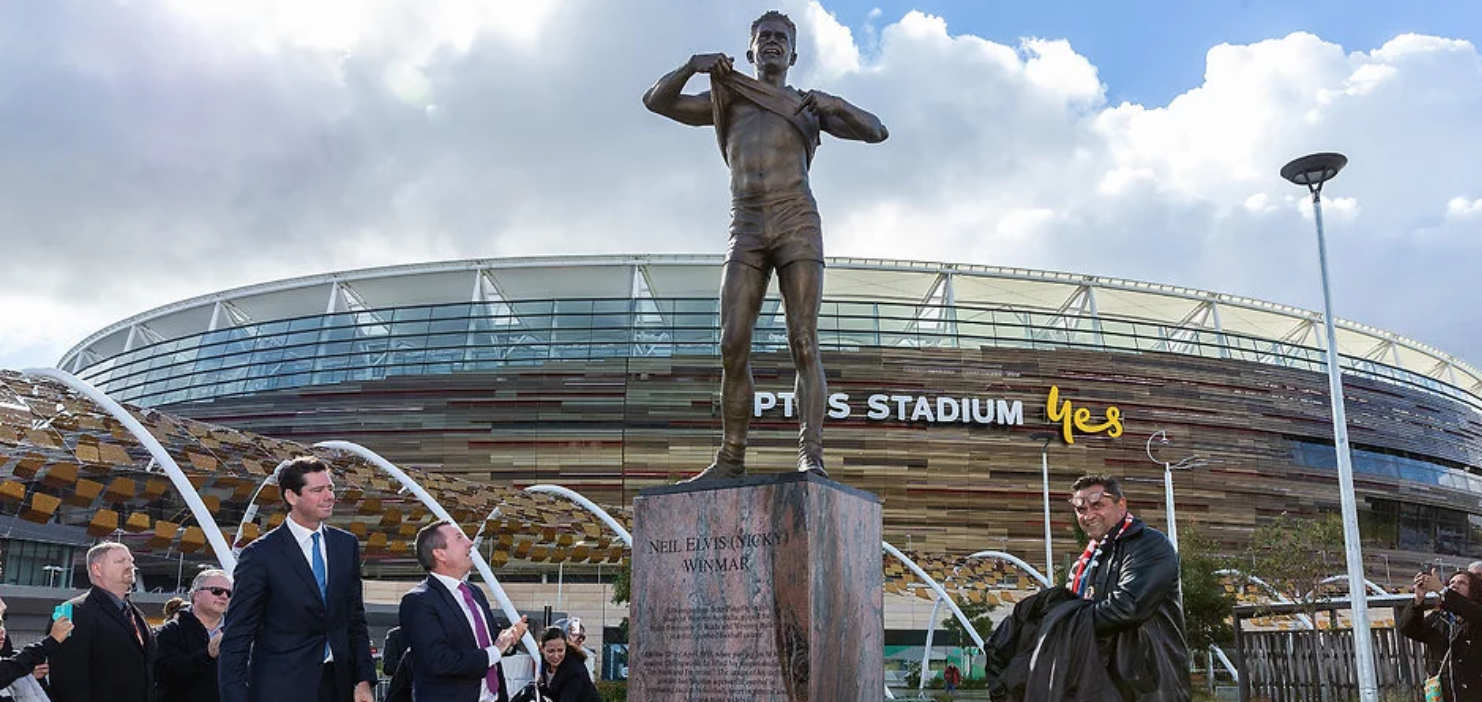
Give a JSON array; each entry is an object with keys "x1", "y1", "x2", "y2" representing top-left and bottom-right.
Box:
[{"x1": 726, "y1": 190, "x2": 824, "y2": 271}]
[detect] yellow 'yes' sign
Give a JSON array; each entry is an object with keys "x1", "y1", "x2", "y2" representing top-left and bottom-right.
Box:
[{"x1": 1046, "y1": 385, "x2": 1123, "y2": 444}]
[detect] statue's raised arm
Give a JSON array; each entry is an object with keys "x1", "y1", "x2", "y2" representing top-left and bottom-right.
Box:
[{"x1": 642, "y1": 53, "x2": 734, "y2": 127}]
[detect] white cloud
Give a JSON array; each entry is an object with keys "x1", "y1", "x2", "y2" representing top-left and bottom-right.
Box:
[
  {"x1": 1447, "y1": 197, "x2": 1482, "y2": 220},
  {"x1": 2, "y1": 1, "x2": 1482, "y2": 373}
]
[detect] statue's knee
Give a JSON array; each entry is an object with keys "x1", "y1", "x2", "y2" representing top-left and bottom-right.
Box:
[
  {"x1": 788, "y1": 336, "x2": 818, "y2": 367},
  {"x1": 720, "y1": 335, "x2": 749, "y2": 364}
]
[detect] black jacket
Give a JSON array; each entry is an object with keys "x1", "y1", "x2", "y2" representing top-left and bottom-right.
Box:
[
  {"x1": 50, "y1": 587, "x2": 156, "y2": 702},
  {"x1": 153, "y1": 607, "x2": 219, "y2": 702},
  {"x1": 984, "y1": 587, "x2": 1119, "y2": 702},
  {"x1": 538, "y1": 652, "x2": 599, "y2": 702},
  {"x1": 0, "y1": 636, "x2": 59, "y2": 690},
  {"x1": 1399, "y1": 589, "x2": 1482, "y2": 702},
  {"x1": 1080, "y1": 516, "x2": 1190, "y2": 701}
]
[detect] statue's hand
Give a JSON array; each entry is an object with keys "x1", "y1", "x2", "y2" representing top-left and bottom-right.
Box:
[
  {"x1": 689, "y1": 53, "x2": 733, "y2": 76},
  {"x1": 797, "y1": 90, "x2": 844, "y2": 116}
]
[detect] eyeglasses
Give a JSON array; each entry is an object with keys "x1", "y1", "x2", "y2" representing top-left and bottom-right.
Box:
[
  {"x1": 571, "y1": 634, "x2": 586, "y2": 642},
  {"x1": 1070, "y1": 491, "x2": 1117, "y2": 514},
  {"x1": 201, "y1": 587, "x2": 233, "y2": 598}
]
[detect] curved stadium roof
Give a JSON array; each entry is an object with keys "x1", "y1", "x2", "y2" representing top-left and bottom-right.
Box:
[{"x1": 59, "y1": 254, "x2": 1482, "y2": 410}]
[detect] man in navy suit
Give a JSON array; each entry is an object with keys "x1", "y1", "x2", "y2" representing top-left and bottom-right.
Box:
[
  {"x1": 220, "y1": 456, "x2": 376, "y2": 702},
  {"x1": 49, "y1": 542, "x2": 154, "y2": 702},
  {"x1": 400, "y1": 521, "x2": 529, "y2": 702}
]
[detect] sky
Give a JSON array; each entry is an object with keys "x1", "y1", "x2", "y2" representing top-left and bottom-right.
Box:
[{"x1": 1, "y1": 0, "x2": 1480, "y2": 374}]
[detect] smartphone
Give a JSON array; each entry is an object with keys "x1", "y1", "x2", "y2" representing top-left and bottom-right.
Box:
[{"x1": 52, "y1": 602, "x2": 72, "y2": 621}]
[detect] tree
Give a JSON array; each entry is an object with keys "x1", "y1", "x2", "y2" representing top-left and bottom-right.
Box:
[
  {"x1": 1241, "y1": 512, "x2": 1347, "y2": 619},
  {"x1": 609, "y1": 558, "x2": 631, "y2": 642},
  {"x1": 1177, "y1": 523, "x2": 1235, "y2": 650},
  {"x1": 939, "y1": 597, "x2": 997, "y2": 679},
  {"x1": 939, "y1": 598, "x2": 997, "y2": 648}
]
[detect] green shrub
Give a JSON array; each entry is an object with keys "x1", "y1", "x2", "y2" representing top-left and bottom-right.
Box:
[{"x1": 595, "y1": 680, "x2": 626, "y2": 702}]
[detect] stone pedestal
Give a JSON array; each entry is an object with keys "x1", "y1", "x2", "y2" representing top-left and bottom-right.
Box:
[{"x1": 629, "y1": 472, "x2": 883, "y2": 701}]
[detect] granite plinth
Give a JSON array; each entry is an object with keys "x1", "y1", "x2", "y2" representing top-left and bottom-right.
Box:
[{"x1": 629, "y1": 471, "x2": 883, "y2": 701}]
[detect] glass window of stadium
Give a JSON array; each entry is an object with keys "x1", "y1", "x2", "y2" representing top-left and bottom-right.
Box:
[{"x1": 0, "y1": 539, "x2": 75, "y2": 588}]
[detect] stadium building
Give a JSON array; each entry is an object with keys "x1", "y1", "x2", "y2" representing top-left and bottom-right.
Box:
[{"x1": 55, "y1": 254, "x2": 1482, "y2": 580}]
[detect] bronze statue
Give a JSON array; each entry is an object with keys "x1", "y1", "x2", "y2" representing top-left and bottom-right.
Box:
[{"x1": 643, "y1": 11, "x2": 888, "y2": 481}]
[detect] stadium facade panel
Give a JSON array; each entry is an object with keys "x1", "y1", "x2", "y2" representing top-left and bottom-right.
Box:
[{"x1": 63, "y1": 255, "x2": 1482, "y2": 577}]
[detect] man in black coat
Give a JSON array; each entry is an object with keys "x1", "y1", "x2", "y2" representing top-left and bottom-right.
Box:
[
  {"x1": 154, "y1": 568, "x2": 233, "y2": 702},
  {"x1": 1066, "y1": 474, "x2": 1190, "y2": 702},
  {"x1": 49, "y1": 542, "x2": 156, "y2": 702},
  {"x1": 399, "y1": 521, "x2": 528, "y2": 702}
]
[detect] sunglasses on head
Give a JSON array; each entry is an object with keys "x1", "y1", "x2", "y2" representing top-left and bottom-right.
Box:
[{"x1": 201, "y1": 587, "x2": 232, "y2": 598}]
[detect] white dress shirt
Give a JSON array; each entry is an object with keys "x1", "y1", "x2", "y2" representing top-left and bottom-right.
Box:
[
  {"x1": 284, "y1": 516, "x2": 333, "y2": 663},
  {"x1": 430, "y1": 572, "x2": 503, "y2": 702}
]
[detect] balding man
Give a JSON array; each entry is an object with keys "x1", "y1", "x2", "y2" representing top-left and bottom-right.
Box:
[{"x1": 50, "y1": 542, "x2": 155, "y2": 702}]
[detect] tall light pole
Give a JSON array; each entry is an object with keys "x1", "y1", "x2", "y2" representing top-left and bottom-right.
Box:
[
  {"x1": 1281, "y1": 151, "x2": 1377, "y2": 702},
  {"x1": 1144, "y1": 430, "x2": 1207, "y2": 553},
  {"x1": 1030, "y1": 431, "x2": 1057, "y2": 585}
]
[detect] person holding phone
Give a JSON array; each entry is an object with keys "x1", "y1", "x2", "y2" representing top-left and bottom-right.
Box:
[
  {"x1": 49, "y1": 542, "x2": 155, "y2": 702},
  {"x1": 0, "y1": 597, "x2": 73, "y2": 690}
]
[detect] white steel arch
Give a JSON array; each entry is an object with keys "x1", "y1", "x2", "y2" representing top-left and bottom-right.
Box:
[
  {"x1": 917, "y1": 549, "x2": 1052, "y2": 691},
  {"x1": 523, "y1": 485, "x2": 633, "y2": 546},
  {"x1": 314, "y1": 440, "x2": 541, "y2": 659},
  {"x1": 882, "y1": 541, "x2": 986, "y2": 651},
  {"x1": 1214, "y1": 568, "x2": 1314, "y2": 630},
  {"x1": 1307, "y1": 574, "x2": 1388, "y2": 601},
  {"x1": 233, "y1": 462, "x2": 286, "y2": 556},
  {"x1": 22, "y1": 367, "x2": 237, "y2": 570}
]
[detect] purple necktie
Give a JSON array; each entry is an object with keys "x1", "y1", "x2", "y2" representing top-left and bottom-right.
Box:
[{"x1": 457, "y1": 582, "x2": 500, "y2": 696}]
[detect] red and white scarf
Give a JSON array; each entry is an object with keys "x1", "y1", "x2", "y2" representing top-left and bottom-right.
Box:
[{"x1": 1068, "y1": 512, "x2": 1135, "y2": 599}]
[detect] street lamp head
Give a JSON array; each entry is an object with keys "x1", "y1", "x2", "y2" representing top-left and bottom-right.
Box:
[
  {"x1": 1281, "y1": 152, "x2": 1347, "y2": 188},
  {"x1": 1028, "y1": 431, "x2": 1056, "y2": 447}
]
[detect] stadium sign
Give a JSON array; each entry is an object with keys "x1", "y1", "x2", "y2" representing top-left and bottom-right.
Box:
[{"x1": 753, "y1": 384, "x2": 1123, "y2": 443}]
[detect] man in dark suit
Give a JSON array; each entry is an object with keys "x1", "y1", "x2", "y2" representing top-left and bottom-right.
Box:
[
  {"x1": 154, "y1": 568, "x2": 232, "y2": 702},
  {"x1": 50, "y1": 542, "x2": 155, "y2": 702},
  {"x1": 400, "y1": 521, "x2": 528, "y2": 702},
  {"x1": 220, "y1": 456, "x2": 376, "y2": 702}
]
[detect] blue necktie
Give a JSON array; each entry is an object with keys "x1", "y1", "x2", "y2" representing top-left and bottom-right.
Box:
[
  {"x1": 311, "y1": 532, "x2": 331, "y2": 660},
  {"x1": 311, "y1": 532, "x2": 328, "y2": 599}
]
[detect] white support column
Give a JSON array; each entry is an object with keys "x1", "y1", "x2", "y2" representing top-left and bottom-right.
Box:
[
  {"x1": 22, "y1": 367, "x2": 237, "y2": 571},
  {"x1": 1085, "y1": 283, "x2": 1105, "y2": 348},
  {"x1": 314, "y1": 440, "x2": 541, "y2": 659},
  {"x1": 209, "y1": 302, "x2": 224, "y2": 332},
  {"x1": 325, "y1": 282, "x2": 341, "y2": 315},
  {"x1": 1209, "y1": 300, "x2": 1230, "y2": 359}
]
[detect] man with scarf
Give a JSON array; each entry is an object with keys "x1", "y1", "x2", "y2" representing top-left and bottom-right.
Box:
[
  {"x1": 643, "y1": 10, "x2": 888, "y2": 481},
  {"x1": 1065, "y1": 474, "x2": 1190, "y2": 701}
]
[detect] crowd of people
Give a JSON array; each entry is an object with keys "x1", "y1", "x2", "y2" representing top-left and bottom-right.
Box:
[
  {"x1": 0, "y1": 458, "x2": 1477, "y2": 701},
  {"x1": 0, "y1": 456, "x2": 603, "y2": 702}
]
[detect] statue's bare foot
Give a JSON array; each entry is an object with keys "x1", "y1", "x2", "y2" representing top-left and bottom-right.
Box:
[
  {"x1": 797, "y1": 455, "x2": 829, "y2": 478},
  {"x1": 684, "y1": 460, "x2": 746, "y2": 483}
]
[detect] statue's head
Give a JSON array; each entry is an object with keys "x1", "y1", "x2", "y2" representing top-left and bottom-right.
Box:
[{"x1": 748, "y1": 10, "x2": 797, "y2": 71}]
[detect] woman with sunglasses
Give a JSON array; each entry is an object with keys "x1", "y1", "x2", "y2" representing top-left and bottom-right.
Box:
[{"x1": 153, "y1": 569, "x2": 233, "y2": 702}]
